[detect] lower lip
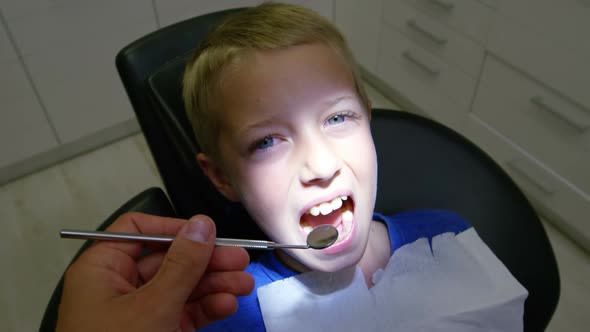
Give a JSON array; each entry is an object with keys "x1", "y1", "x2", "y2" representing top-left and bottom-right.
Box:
[{"x1": 320, "y1": 215, "x2": 357, "y2": 255}]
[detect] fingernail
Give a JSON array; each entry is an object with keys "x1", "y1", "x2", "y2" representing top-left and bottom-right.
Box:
[{"x1": 183, "y1": 218, "x2": 213, "y2": 243}]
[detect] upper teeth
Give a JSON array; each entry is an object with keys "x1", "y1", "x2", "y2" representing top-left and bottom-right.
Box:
[{"x1": 308, "y1": 196, "x2": 348, "y2": 216}]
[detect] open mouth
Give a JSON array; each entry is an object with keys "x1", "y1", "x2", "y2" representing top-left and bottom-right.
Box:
[{"x1": 299, "y1": 195, "x2": 355, "y2": 244}]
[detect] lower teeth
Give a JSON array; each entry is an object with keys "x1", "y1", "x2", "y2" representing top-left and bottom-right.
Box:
[
  {"x1": 301, "y1": 210, "x2": 354, "y2": 236},
  {"x1": 342, "y1": 210, "x2": 353, "y2": 223}
]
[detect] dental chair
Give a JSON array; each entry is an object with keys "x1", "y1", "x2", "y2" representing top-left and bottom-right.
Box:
[{"x1": 40, "y1": 8, "x2": 560, "y2": 332}]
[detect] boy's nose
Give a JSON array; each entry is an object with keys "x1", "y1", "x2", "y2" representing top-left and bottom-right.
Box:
[{"x1": 298, "y1": 139, "x2": 342, "y2": 185}]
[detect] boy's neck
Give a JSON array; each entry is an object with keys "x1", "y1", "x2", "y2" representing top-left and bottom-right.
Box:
[
  {"x1": 358, "y1": 221, "x2": 392, "y2": 287},
  {"x1": 276, "y1": 249, "x2": 311, "y2": 274}
]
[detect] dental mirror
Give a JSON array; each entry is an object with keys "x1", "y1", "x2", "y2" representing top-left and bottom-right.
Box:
[
  {"x1": 306, "y1": 224, "x2": 339, "y2": 249},
  {"x1": 60, "y1": 224, "x2": 339, "y2": 250}
]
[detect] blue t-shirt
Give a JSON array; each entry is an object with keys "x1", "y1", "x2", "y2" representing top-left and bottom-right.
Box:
[{"x1": 200, "y1": 210, "x2": 470, "y2": 332}]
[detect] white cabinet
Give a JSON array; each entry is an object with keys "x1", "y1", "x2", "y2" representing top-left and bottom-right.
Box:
[
  {"x1": 377, "y1": 23, "x2": 476, "y2": 116},
  {"x1": 5, "y1": 0, "x2": 156, "y2": 144},
  {"x1": 0, "y1": 0, "x2": 157, "y2": 184},
  {"x1": 383, "y1": 0, "x2": 485, "y2": 78},
  {"x1": 401, "y1": 0, "x2": 494, "y2": 44},
  {"x1": 472, "y1": 58, "x2": 590, "y2": 194},
  {"x1": 468, "y1": 57, "x2": 590, "y2": 246},
  {"x1": 0, "y1": 14, "x2": 58, "y2": 170},
  {"x1": 3, "y1": 0, "x2": 335, "y2": 184},
  {"x1": 334, "y1": 0, "x2": 381, "y2": 72},
  {"x1": 496, "y1": 0, "x2": 590, "y2": 57},
  {"x1": 338, "y1": 0, "x2": 590, "y2": 249},
  {"x1": 154, "y1": 0, "x2": 261, "y2": 26},
  {"x1": 0, "y1": 60, "x2": 59, "y2": 169},
  {"x1": 156, "y1": 0, "x2": 333, "y2": 27},
  {"x1": 0, "y1": 15, "x2": 17, "y2": 60},
  {"x1": 487, "y1": 15, "x2": 590, "y2": 112}
]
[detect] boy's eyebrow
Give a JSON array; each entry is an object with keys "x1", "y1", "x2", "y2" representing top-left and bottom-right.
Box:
[
  {"x1": 322, "y1": 95, "x2": 356, "y2": 108},
  {"x1": 238, "y1": 95, "x2": 357, "y2": 135}
]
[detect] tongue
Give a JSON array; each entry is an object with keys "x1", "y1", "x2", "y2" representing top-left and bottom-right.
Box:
[{"x1": 300, "y1": 210, "x2": 341, "y2": 228}]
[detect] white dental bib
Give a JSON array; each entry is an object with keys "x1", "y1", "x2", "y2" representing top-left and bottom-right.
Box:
[{"x1": 257, "y1": 228, "x2": 528, "y2": 332}]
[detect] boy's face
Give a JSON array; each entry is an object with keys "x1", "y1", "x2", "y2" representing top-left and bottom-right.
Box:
[{"x1": 199, "y1": 43, "x2": 377, "y2": 272}]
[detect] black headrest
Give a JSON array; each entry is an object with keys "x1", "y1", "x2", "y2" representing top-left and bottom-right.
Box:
[{"x1": 148, "y1": 55, "x2": 265, "y2": 241}]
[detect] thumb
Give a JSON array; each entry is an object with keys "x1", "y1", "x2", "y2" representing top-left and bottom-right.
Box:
[{"x1": 143, "y1": 215, "x2": 216, "y2": 306}]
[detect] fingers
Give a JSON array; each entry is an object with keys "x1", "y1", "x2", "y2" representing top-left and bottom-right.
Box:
[
  {"x1": 139, "y1": 216, "x2": 216, "y2": 306},
  {"x1": 62, "y1": 249, "x2": 138, "y2": 302},
  {"x1": 91, "y1": 212, "x2": 251, "y2": 270},
  {"x1": 96, "y1": 212, "x2": 192, "y2": 260},
  {"x1": 58, "y1": 212, "x2": 255, "y2": 332},
  {"x1": 136, "y1": 251, "x2": 166, "y2": 285},
  {"x1": 108, "y1": 212, "x2": 189, "y2": 235},
  {"x1": 207, "y1": 247, "x2": 250, "y2": 272},
  {"x1": 136, "y1": 246, "x2": 250, "y2": 284},
  {"x1": 185, "y1": 293, "x2": 240, "y2": 330},
  {"x1": 68, "y1": 213, "x2": 210, "y2": 293},
  {"x1": 135, "y1": 254, "x2": 254, "y2": 306},
  {"x1": 189, "y1": 271, "x2": 254, "y2": 300}
]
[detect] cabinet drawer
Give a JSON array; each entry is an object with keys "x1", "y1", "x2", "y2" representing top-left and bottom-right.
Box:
[
  {"x1": 472, "y1": 57, "x2": 590, "y2": 195},
  {"x1": 497, "y1": 0, "x2": 590, "y2": 56},
  {"x1": 487, "y1": 15, "x2": 590, "y2": 111},
  {"x1": 383, "y1": 0, "x2": 485, "y2": 78},
  {"x1": 457, "y1": 114, "x2": 590, "y2": 248},
  {"x1": 377, "y1": 23, "x2": 477, "y2": 117},
  {"x1": 402, "y1": 0, "x2": 494, "y2": 44}
]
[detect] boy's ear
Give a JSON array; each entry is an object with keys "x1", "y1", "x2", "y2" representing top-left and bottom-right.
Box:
[{"x1": 196, "y1": 152, "x2": 240, "y2": 202}]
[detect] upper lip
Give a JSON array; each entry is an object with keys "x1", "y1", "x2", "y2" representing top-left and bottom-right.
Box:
[{"x1": 298, "y1": 190, "x2": 353, "y2": 219}]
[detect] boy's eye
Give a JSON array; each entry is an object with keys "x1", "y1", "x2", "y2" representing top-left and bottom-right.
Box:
[
  {"x1": 252, "y1": 136, "x2": 276, "y2": 151},
  {"x1": 324, "y1": 111, "x2": 361, "y2": 127},
  {"x1": 326, "y1": 114, "x2": 346, "y2": 125}
]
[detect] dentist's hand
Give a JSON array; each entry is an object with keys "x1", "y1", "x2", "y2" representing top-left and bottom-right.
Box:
[{"x1": 56, "y1": 213, "x2": 254, "y2": 332}]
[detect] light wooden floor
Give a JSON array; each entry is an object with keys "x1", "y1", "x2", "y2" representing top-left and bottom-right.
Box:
[
  {"x1": 0, "y1": 133, "x2": 164, "y2": 331},
  {"x1": 1, "y1": 86, "x2": 588, "y2": 331}
]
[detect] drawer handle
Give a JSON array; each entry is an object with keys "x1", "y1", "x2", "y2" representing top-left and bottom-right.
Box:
[
  {"x1": 530, "y1": 96, "x2": 590, "y2": 132},
  {"x1": 402, "y1": 50, "x2": 440, "y2": 76},
  {"x1": 506, "y1": 159, "x2": 556, "y2": 195},
  {"x1": 427, "y1": 0, "x2": 455, "y2": 11},
  {"x1": 406, "y1": 19, "x2": 448, "y2": 45}
]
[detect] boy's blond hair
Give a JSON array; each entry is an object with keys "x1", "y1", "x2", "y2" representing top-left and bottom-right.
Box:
[{"x1": 183, "y1": 2, "x2": 370, "y2": 159}]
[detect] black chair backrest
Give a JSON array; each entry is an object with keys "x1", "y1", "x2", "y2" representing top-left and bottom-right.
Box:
[
  {"x1": 370, "y1": 112, "x2": 560, "y2": 331},
  {"x1": 148, "y1": 53, "x2": 264, "y2": 241},
  {"x1": 118, "y1": 9, "x2": 559, "y2": 331},
  {"x1": 115, "y1": 8, "x2": 258, "y2": 238}
]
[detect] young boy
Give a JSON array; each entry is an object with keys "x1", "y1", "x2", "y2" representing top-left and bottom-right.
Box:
[{"x1": 182, "y1": 2, "x2": 526, "y2": 331}]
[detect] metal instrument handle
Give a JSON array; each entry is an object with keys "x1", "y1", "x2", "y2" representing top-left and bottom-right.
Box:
[{"x1": 60, "y1": 229, "x2": 310, "y2": 250}]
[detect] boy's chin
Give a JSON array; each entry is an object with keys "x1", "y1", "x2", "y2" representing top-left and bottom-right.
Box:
[
  {"x1": 311, "y1": 262, "x2": 357, "y2": 273},
  {"x1": 301, "y1": 253, "x2": 363, "y2": 273},
  {"x1": 280, "y1": 242, "x2": 366, "y2": 273}
]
